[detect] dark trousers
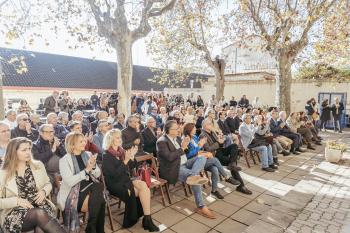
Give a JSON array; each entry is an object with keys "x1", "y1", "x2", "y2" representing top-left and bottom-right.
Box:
[
  {"x1": 215, "y1": 144, "x2": 239, "y2": 166},
  {"x1": 281, "y1": 132, "x2": 300, "y2": 151},
  {"x1": 78, "y1": 182, "x2": 106, "y2": 233}
]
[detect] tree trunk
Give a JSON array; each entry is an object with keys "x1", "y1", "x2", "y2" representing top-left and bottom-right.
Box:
[
  {"x1": 275, "y1": 54, "x2": 292, "y2": 114},
  {"x1": 215, "y1": 70, "x2": 225, "y2": 102},
  {"x1": 0, "y1": 63, "x2": 5, "y2": 120},
  {"x1": 115, "y1": 38, "x2": 133, "y2": 116}
]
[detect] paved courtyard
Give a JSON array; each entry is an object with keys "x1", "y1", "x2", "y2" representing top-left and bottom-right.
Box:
[{"x1": 102, "y1": 130, "x2": 350, "y2": 233}]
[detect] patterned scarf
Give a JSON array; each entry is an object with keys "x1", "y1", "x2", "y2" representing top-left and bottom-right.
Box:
[
  {"x1": 63, "y1": 152, "x2": 89, "y2": 233},
  {"x1": 108, "y1": 146, "x2": 125, "y2": 161}
]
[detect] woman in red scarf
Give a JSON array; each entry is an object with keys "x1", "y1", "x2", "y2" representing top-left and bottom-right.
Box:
[{"x1": 102, "y1": 129, "x2": 159, "y2": 232}]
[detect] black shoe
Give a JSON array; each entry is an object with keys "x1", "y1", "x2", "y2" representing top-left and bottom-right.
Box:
[
  {"x1": 211, "y1": 190, "x2": 224, "y2": 199},
  {"x1": 143, "y1": 216, "x2": 160, "y2": 232},
  {"x1": 281, "y1": 150, "x2": 290, "y2": 156},
  {"x1": 262, "y1": 167, "x2": 275, "y2": 172},
  {"x1": 236, "y1": 186, "x2": 252, "y2": 195},
  {"x1": 273, "y1": 158, "x2": 279, "y2": 166},
  {"x1": 315, "y1": 141, "x2": 322, "y2": 145},
  {"x1": 292, "y1": 150, "x2": 301, "y2": 155},
  {"x1": 225, "y1": 177, "x2": 241, "y2": 186},
  {"x1": 269, "y1": 164, "x2": 278, "y2": 169}
]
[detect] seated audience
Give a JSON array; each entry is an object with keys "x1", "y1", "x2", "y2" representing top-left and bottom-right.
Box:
[
  {"x1": 30, "y1": 113, "x2": 42, "y2": 130},
  {"x1": 122, "y1": 115, "x2": 144, "y2": 153},
  {"x1": 183, "y1": 123, "x2": 250, "y2": 198},
  {"x1": 0, "y1": 121, "x2": 11, "y2": 163},
  {"x1": 286, "y1": 112, "x2": 315, "y2": 150},
  {"x1": 239, "y1": 114, "x2": 277, "y2": 172},
  {"x1": 32, "y1": 124, "x2": 66, "y2": 183},
  {"x1": 0, "y1": 137, "x2": 65, "y2": 233},
  {"x1": 11, "y1": 113, "x2": 38, "y2": 141},
  {"x1": 17, "y1": 99, "x2": 32, "y2": 115},
  {"x1": 102, "y1": 129, "x2": 160, "y2": 231},
  {"x1": 92, "y1": 120, "x2": 110, "y2": 155},
  {"x1": 4, "y1": 110, "x2": 17, "y2": 130},
  {"x1": 57, "y1": 111, "x2": 69, "y2": 127},
  {"x1": 57, "y1": 132, "x2": 105, "y2": 233},
  {"x1": 91, "y1": 111, "x2": 108, "y2": 135},
  {"x1": 47, "y1": 113, "x2": 69, "y2": 141},
  {"x1": 142, "y1": 117, "x2": 161, "y2": 156},
  {"x1": 157, "y1": 120, "x2": 214, "y2": 219},
  {"x1": 69, "y1": 121, "x2": 99, "y2": 154},
  {"x1": 71, "y1": 111, "x2": 90, "y2": 135},
  {"x1": 113, "y1": 113, "x2": 126, "y2": 130}
]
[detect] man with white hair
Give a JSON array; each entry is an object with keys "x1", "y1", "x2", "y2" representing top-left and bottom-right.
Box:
[
  {"x1": 11, "y1": 113, "x2": 38, "y2": 141},
  {"x1": 71, "y1": 110, "x2": 90, "y2": 135},
  {"x1": 142, "y1": 117, "x2": 161, "y2": 156},
  {"x1": 3, "y1": 109, "x2": 17, "y2": 129},
  {"x1": 0, "y1": 121, "x2": 11, "y2": 162},
  {"x1": 278, "y1": 111, "x2": 303, "y2": 154},
  {"x1": 47, "y1": 112, "x2": 69, "y2": 140}
]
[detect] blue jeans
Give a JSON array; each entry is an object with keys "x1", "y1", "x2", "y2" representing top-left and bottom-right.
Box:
[
  {"x1": 252, "y1": 145, "x2": 273, "y2": 168},
  {"x1": 178, "y1": 156, "x2": 207, "y2": 208},
  {"x1": 334, "y1": 118, "x2": 342, "y2": 132},
  {"x1": 204, "y1": 157, "x2": 228, "y2": 192}
]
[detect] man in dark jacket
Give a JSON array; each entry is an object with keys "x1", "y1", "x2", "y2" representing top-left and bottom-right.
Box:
[
  {"x1": 142, "y1": 117, "x2": 159, "y2": 156},
  {"x1": 217, "y1": 111, "x2": 231, "y2": 135},
  {"x1": 47, "y1": 112, "x2": 69, "y2": 140},
  {"x1": 11, "y1": 113, "x2": 38, "y2": 141},
  {"x1": 332, "y1": 97, "x2": 345, "y2": 133},
  {"x1": 122, "y1": 115, "x2": 144, "y2": 153},
  {"x1": 113, "y1": 113, "x2": 126, "y2": 130},
  {"x1": 32, "y1": 124, "x2": 65, "y2": 183},
  {"x1": 157, "y1": 120, "x2": 215, "y2": 219},
  {"x1": 200, "y1": 119, "x2": 252, "y2": 195},
  {"x1": 44, "y1": 90, "x2": 59, "y2": 115}
]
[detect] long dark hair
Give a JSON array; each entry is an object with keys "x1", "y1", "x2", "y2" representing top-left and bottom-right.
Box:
[{"x1": 183, "y1": 123, "x2": 195, "y2": 138}]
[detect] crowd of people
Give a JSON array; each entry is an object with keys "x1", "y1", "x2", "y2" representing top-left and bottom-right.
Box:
[{"x1": 0, "y1": 90, "x2": 345, "y2": 233}]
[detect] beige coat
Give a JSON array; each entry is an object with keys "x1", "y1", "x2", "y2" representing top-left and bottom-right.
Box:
[{"x1": 0, "y1": 161, "x2": 54, "y2": 225}]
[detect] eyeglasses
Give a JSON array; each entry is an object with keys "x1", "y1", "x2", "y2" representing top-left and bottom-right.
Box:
[
  {"x1": 42, "y1": 130, "x2": 54, "y2": 133},
  {"x1": 169, "y1": 127, "x2": 179, "y2": 131},
  {"x1": 0, "y1": 129, "x2": 10, "y2": 133}
]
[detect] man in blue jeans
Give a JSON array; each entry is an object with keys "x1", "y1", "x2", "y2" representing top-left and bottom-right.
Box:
[
  {"x1": 157, "y1": 120, "x2": 216, "y2": 219},
  {"x1": 239, "y1": 114, "x2": 277, "y2": 172}
]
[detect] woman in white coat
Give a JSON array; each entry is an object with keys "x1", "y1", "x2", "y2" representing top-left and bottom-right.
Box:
[
  {"x1": 0, "y1": 137, "x2": 65, "y2": 233},
  {"x1": 57, "y1": 132, "x2": 105, "y2": 233}
]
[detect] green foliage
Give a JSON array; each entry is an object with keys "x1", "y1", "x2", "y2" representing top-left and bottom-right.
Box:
[{"x1": 296, "y1": 64, "x2": 350, "y2": 82}]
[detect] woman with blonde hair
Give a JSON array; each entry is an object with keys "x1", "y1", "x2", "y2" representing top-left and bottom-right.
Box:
[
  {"x1": 57, "y1": 132, "x2": 105, "y2": 233},
  {"x1": 102, "y1": 129, "x2": 159, "y2": 231},
  {"x1": 0, "y1": 137, "x2": 65, "y2": 233}
]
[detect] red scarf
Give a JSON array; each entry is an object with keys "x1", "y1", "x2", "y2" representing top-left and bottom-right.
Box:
[{"x1": 108, "y1": 146, "x2": 125, "y2": 161}]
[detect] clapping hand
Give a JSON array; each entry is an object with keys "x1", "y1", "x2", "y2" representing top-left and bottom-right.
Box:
[
  {"x1": 85, "y1": 132, "x2": 93, "y2": 143},
  {"x1": 181, "y1": 136, "x2": 191, "y2": 150},
  {"x1": 198, "y1": 137, "x2": 207, "y2": 147},
  {"x1": 86, "y1": 154, "x2": 97, "y2": 172},
  {"x1": 125, "y1": 146, "x2": 137, "y2": 164}
]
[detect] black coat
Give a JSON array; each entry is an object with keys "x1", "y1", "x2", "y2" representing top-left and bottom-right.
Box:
[
  {"x1": 113, "y1": 122, "x2": 125, "y2": 130},
  {"x1": 269, "y1": 118, "x2": 282, "y2": 136},
  {"x1": 156, "y1": 135, "x2": 184, "y2": 185},
  {"x1": 217, "y1": 119, "x2": 231, "y2": 135},
  {"x1": 122, "y1": 126, "x2": 143, "y2": 152},
  {"x1": 32, "y1": 136, "x2": 66, "y2": 165},
  {"x1": 332, "y1": 103, "x2": 344, "y2": 119},
  {"x1": 43, "y1": 95, "x2": 56, "y2": 115},
  {"x1": 141, "y1": 128, "x2": 157, "y2": 156},
  {"x1": 321, "y1": 105, "x2": 331, "y2": 121},
  {"x1": 11, "y1": 127, "x2": 38, "y2": 141},
  {"x1": 102, "y1": 151, "x2": 143, "y2": 228}
]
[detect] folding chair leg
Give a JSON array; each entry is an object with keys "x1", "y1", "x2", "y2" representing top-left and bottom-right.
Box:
[
  {"x1": 250, "y1": 150, "x2": 257, "y2": 164},
  {"x1": 204, "y1": 170, "x2": 211, "y2": 186},
  {"x1": 165, "y1": 184, "x2": 172, "y2": 205},
  {"x1": 106, "y1": 201, "x2": 115, "y2": 231},
  {"x1": 187, "y1": 184, "x2": 193, "y2": 195},
  {"x1": 118, "y1": 199, "x2": 122, "y2": 209},
  {"x1": 255, "y1": 151, "x2": 261, "y2": 162},
  {"x1": 243, "y1": 151, "x2": 251, "y2": 168},
  {"x1": 159, "y1": 185, "x2": 166, "y2": 206},
  {"x1": 182, "y1": 182, "x2": 189, "y2": 197}
]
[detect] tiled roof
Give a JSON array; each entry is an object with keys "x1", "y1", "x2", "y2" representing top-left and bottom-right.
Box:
[{"x1": 0, "y1": 47, "x2": 207, "y2": 91}]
